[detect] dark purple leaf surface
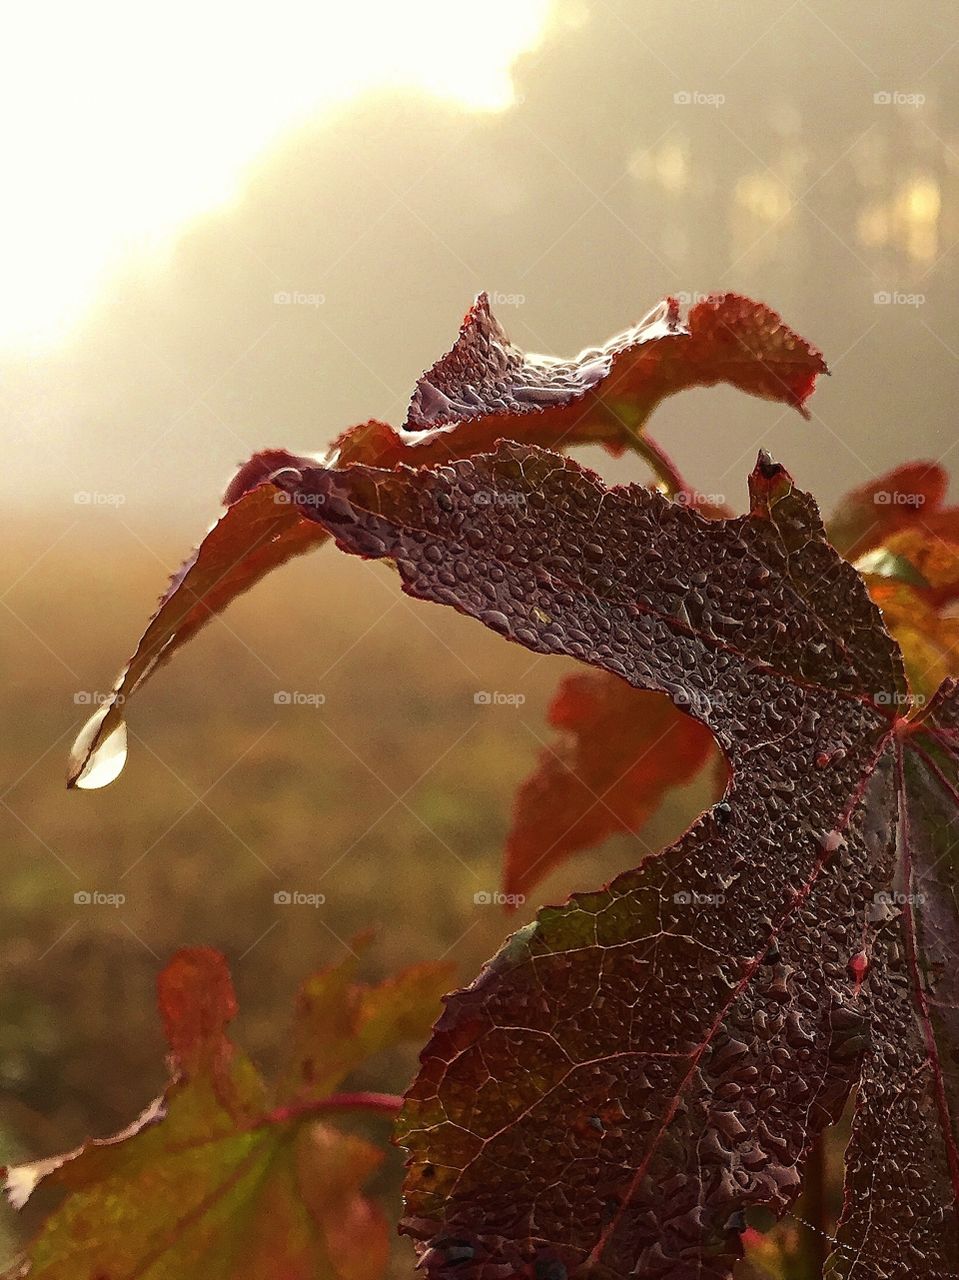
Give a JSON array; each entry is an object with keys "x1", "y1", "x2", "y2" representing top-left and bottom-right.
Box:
[{"x1": 272, "y1": 444, "x2": 959, "y2": 1280}]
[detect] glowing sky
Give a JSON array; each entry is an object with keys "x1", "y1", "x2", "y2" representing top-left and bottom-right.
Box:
[{"x1": 1, "y1": 0, "x2": 549, "y2": 350}]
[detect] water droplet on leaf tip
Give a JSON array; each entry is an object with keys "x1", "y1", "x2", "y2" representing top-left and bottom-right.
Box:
[{"x1": 70, "y1": 706, "x2": 128, "y2": 790}]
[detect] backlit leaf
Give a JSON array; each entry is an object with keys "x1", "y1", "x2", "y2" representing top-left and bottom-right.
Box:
[
  {"x1": 827, "y1": 462, "x2": 950, "y2": 561},
  {"x1": 66, "y1": 478, "x2": 329, "y2": 788},
  {"x1": 3, "y1": 947, "x2": 448, "y2": 1280},
  {"x1": 273, "y1": 443, "x2": 959, "y2": 1280},
  {"x1": 503, "y1": 671, "x2": 720, "y2": 902},
  {"x1": 281, "y1": 942, "x2": 455, "y2": 1104},
  {"x1": 407, "y1": 291, "x2": 826, "y2": 450},
  {"x1": 68, "y1": 293, "x2": 825, "y2": 790}
]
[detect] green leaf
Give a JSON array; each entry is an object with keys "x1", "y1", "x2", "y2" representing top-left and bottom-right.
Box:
[{"x1": 3, "y1": 947, "x2": 449, "y2": 1280}]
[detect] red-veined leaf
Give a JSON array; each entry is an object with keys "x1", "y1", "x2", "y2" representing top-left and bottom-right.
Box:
[{"x1": 272, "y1": 443, "x2": 959, "y2": 1279}]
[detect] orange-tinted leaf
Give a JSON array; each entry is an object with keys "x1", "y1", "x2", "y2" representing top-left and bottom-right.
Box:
[
  {"x1": 872, "y1": 525, "x2": 959, "y2": 606},
  {"x1": 281, "y1": 945, "x2": 453, "y2": 1104},
  {"x1": 2, "y1": 947, "x2": 433, "y2": 1280},
  {"x1": 154, "y1": 946, "x2": 268, "y2": 1124},
  {"x1": 830, "y1": 467, "x2": 959, "y2": 702},
  {"x1": 296, "y1": 1125, "x2": 390, "y2": 1280},
  {"x1": 504, "y1": 671, "x2": 720, "y2": 902},
  {"x1": 406, "y1": 291, "x2": 826, "y2": 455},
  {"x1": 68, "y1": 294, "x2": 825, "y2": 789},
  {"x1": 827, "y1": 462, "x2": 948, "y2": 560},
  {"x1": 866, "y1": 578, "x2": 959, "y2": 703},
  {"x1": 158, "y1": 945, "x2": 237, "y2": 1074}
]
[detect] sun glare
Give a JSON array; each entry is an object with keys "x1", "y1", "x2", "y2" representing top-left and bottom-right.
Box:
[{"x1": 1, "y1": 0, "x2": 549, "y2": 352}]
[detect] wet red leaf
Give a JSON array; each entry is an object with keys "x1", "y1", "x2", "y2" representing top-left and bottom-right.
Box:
[
  {"x1": 275, "y1": 443, "x2": 959, "y2": 1279},
  {"x1": 503, "y1": 671, "x2": 720, "y2": 902},
  {"x1": 68, "y1": 293, "x2": 825, "y2": 790}
]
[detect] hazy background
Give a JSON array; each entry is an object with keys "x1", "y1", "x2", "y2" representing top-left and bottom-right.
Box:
[{"x1": 2, "y1": 0, "x2": 958, "y2": 1269}]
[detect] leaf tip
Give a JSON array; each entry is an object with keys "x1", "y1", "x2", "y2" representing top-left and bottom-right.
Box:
[
  {"x1": 749, "y1": 451, "x2": 794, "y2": 515},
  {"x1": 157, "y1": 946, "x2": 237, "y2": 1077}
]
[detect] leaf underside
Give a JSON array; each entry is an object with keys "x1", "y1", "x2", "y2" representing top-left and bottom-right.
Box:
[{"x1": 272, "y1": 444, "x2": 959, "y2": 1280}]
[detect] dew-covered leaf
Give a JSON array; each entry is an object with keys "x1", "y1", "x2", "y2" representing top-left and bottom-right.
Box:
[
  {"x1": 68, "y1": 294, "x2": 825, "y2": 790},
  {"x1": 503, "y1": 671, "x2": 719, "y2": 902},
  {"x1": 273, "y1": 443, "x2": 959, "y2": 1280},
  {"x1": 2, "y1": 947, "x2": 445, "y2": 1280},
  {"x1": 407, "y1": 291, "x2": 826, "y2": 452}
]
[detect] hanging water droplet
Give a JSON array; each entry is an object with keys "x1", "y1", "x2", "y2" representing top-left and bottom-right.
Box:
[{"x1": 69, "y1": 706, "x2": 129, "y2": 790}]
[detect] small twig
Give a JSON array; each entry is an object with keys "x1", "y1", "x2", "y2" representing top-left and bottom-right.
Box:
[{"x1": 627, "y1": 432, "x2": 690, "y2": 498}]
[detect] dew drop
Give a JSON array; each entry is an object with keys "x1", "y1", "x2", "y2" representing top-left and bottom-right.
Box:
[
  {"x1": 820, "y1": 829, "x2": 844, "y2": 856},
  {"x1": 848, "y1": 950, "x2": 870, "y2": 994},
  {"x1": 70, "y1": 706, "x2": 129, "y2": 790},
  {"x1": 481, "y1": 609, "x2": 511, "y2": 634}
]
